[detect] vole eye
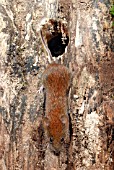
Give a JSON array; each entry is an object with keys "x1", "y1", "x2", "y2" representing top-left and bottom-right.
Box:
[
  {"x1": 50, "y1": 137, "x2": 53, "y2": 144},
  {"x1": 61, "y1": 137, "x2": 64, "y2": 143}
]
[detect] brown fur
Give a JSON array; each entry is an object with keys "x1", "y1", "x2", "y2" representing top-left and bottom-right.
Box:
[{"x1": 42, "y1": 63, "x2": 70, "y2": 154}]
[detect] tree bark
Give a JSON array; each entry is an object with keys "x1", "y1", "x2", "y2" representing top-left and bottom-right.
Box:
[{"x1": 0, "y1": 0, "x2": 114, "y2": 170}]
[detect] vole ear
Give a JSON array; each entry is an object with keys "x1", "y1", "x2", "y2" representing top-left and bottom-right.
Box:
[
  {"x1": 60, "y1": 115, "x2": 69, "y2": 125},
  {"x1": 43, "y1": 117, "x2": 50, "y2": 128}
]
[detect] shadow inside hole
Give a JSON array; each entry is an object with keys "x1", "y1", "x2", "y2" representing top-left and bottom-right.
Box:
[{"x1": 48, "y1": 33, "x2": 69, "y2": 57}]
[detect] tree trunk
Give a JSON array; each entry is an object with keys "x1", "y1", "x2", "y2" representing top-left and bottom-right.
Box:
[{"x1": 0, "y1": 0, "x2": 114, "y2": 170}]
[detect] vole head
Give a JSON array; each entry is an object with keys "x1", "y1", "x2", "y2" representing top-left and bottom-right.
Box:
[{"x1": 43, "y1": 115, "x2": 69, "y2": 155}]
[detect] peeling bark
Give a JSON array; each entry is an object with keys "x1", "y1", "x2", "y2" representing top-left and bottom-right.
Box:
[{"x1": 0, "y1": 0, "x2": 114, "y2": 170}]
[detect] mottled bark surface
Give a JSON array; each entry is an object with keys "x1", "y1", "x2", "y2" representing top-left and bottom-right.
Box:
[{"x1": 0, "y1": 0, "x2": 114, "y2": 170}]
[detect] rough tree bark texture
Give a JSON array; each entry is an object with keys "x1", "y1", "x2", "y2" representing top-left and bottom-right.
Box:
[{"x1": 0, "y1": 0, "x2": 114, "y2": 170}]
